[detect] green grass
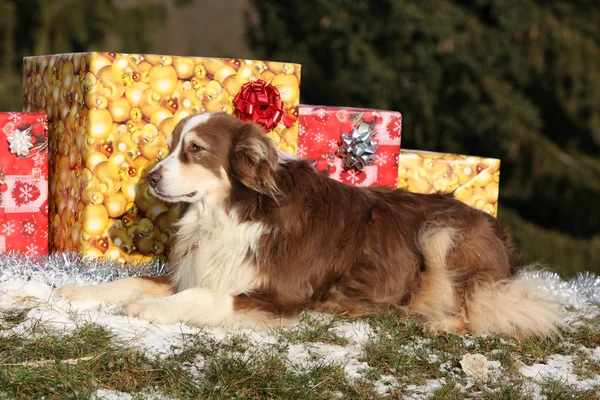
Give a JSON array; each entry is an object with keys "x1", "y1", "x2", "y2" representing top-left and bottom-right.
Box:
[
  {"x1": 539, "y1": 377, "x2": 598, "y2": 400},
  {"x1": 273, "y1": 312, "x2": 350, "y2": 346},
  {"x1": 1, "y1": 306, "x2": 599, "y2": 399},
  {"x1": 430, "y1": 381, "x2": 464, "y2": 400}
]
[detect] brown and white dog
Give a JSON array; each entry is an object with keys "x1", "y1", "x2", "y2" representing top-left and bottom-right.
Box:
[{"x1": 58, "y1": 112, "x2": 563, "y2": 338}]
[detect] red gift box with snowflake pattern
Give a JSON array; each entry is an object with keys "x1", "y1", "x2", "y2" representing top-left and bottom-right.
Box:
[
  {"x1": 297, "y1": 105, "x2": 402, "y2": 187},
  {"x1": 0, "y1": 112, "x2": 49, "y2": 257}
]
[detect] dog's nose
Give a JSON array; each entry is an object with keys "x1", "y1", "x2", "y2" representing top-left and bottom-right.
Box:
[{"x1": 146, "y1": 169, "x2": 160, "y2": 188}]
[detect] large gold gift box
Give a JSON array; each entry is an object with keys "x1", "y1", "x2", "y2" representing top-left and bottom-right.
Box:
[
  {"x1": 396, "y1": 150, "x2": 501, "y2": 217},
  {"x1": 23, "y1": 52, "x2": 301, "y2": 263}
]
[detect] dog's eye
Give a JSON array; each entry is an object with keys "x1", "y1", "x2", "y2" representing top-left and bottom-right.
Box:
[{"x1": 189, "y1": 143, "x2": 205, "y2": 153}]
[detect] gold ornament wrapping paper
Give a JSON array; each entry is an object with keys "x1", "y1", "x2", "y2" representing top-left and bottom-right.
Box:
[
  {"x1": 396, "y1": 150, "x2": 500, "y2": 217},
  {"x1": 23, "y1": 52, "x2": 301, "y2": 263}
]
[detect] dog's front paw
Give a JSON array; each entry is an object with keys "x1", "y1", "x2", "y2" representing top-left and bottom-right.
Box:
[
  {"x1": 122, "y1": 299, "x2": 180, "y2": 325},
  {"x1": 56, "y1": 283, "x2": 101, "y2": 303}
]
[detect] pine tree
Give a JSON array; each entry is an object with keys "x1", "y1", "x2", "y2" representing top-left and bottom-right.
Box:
[
  {"x1": 247, "y1": 0, "x2": 600, "y2": 276},
  {"x1": 0, "y1": 0, "x2": 191, "y2": 110}
]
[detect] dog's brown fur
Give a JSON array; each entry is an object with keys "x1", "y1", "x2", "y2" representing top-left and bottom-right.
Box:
[
  {"x1": 162, "y1": 113, "x2": 561, "y2": 337},
  {"x1": 60, "y1": 112, "x2": 562, "y2": 338}
]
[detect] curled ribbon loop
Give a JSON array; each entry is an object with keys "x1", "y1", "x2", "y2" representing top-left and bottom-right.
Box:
[
  {"x1": 337, "y1": 122, "x2": 379, "y2": 171},
  {"x1": 233, "y1": 80, "x2": 284, "y2": 131}
]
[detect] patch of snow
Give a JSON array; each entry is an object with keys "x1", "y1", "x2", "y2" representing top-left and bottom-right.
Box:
[
  {"x1": 334, "y1": 321, "x2": 373, "y2": 344},
  {"x1": 404, "y1": 378, "x2": 446, "y2": 400},
  {"x1": 520, "y1": 354, "x2": 600, "y2": 390},
  {"x1": 373, "y1": 374, "x2": 398, "y2": 396},
  {"x1": 93, "y1": 389, "x2": 132, "y2": 400}
]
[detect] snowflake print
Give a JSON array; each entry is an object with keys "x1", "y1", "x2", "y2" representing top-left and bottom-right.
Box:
[
  {"x1": 386, "y1": 115, "x2": 402, "y2": 139},
  {"x1": 21, "y1": 218, "x2": 37, "y2": 237},
  {"x1": 1, "y1": 221, "x2": 16, "y2": 235},
  {"x1": 311, "y1": 107, "x2": 330, "y2": 124},
  {"x1": 315, "y1": 108, "x2": 327, "y2": 118},
  {"x1": 8, "y1": 112, "x2": 22, "y2": 123},
  {"x1": 33, "y1": 152, "x2": 45, "y2": 167},
  {"x1": 7, "y1": 126, "x2": 33, "y2": 157},
  {"x1": 25, "y1": 242, "x2": 39, "y2": 257},
  {"x1": 314, "y1": 131, "x2": 324, "y2": 143},
  {"x1": 297, "y1": 144, "x2": 308, "y2": 157},
  {"x1": 346, "y1": 170, "x2": 360, "y2": 184},
  {"x1": 11, "y1": 181, "x2": 41, "y2": 206},
  {"x1": 327, "y1": 138, "x2": 338, "y2": 150},
  {"x1": 36, "y1": 115, "x2": 48, "y2": 130},
  {"x1": 298, "y1": 123, "x2": 307, "y2": 137},
  {"x1": 376, "y1": 152, "x2": 389, "y2": 166},
  {"x1": 340, "y1": 169, "x2": 367, "y2": 186}
]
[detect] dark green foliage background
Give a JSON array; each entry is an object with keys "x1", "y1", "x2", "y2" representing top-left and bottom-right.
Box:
[
  {"x1": 0, "y1": 0, "x2": 598, "y2": 276},
  {"x1": 247, "y1": 0, "x2": 600, "y2": 276}
]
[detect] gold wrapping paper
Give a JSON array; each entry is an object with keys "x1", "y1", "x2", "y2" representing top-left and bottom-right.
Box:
[
  {"x1": 23, "y1": 52, "x2": 301, "y2": 263},
  {"x1": 397, "y1": 150, "x2": 500, "y2": 216}
]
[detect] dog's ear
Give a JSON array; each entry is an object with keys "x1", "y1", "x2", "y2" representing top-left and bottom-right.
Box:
[{"x1": 230, "y1": 123, "x2": 279, "y2": 196}]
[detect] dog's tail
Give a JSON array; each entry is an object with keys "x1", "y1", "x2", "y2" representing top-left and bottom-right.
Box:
[{"x1": 465, "y1": 271, "x2": 564, "y2": 339}]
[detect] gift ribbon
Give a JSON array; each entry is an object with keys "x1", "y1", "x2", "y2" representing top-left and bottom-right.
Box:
[
  {"x1": 337, "y1": 122, "x2": 379, "y2": 171},
  {"x1": 233, "y1": 80, "x2": 285, "y2": 130}
]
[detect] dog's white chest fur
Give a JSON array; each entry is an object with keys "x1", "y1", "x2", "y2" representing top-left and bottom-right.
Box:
[{"x1": 170, "y1": 202, "x2": 265, "y2": 295}]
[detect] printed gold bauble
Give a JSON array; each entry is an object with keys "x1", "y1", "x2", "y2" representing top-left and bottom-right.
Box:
[
  {"x1": 139, "y1": 89, "x2": 163, "y2": 120},
  {"x1": 148, "y1": 65, "x2": 178, "y2": 97},
  {"x1": 111, "y1": 55, "x2": 136, "y2": 80},
  {"x1": 223, "y1": 75, "x2": 242, "y2": 96},
  {"x1": 172, "y1": 109, "x2": 193, "y2": 127},
  {"x1": 108, "y1": 96, "x2": 132, "y2": 123},
  {"x1": 145, "y1": 203, "x2": 169, "y2": 221},
  {"x1": 137, "y1": 60, "x2": 153, "y2": 83},
  {"x1": 172, "y1": 57, "x2": 196, "y2": 79},
  {"x1": 87, "y1": 109, "x2": 113, "y2": 140},
  {"x1": 202, "y1": 59, "x2": 225, "y2": 77},
  {"x1": 86, "y1": 152, "x2": 108, "y2": 171},
  {"x1": 214, "y1": 65, "x2": 237, "y2": 84},
  {"x1": 104, "y1": 192, "x2": 128, "y2": 218},
  {"x1": 265, "y1": 61, "x2": 285, "y2": 75},
  {"x1": 82, "y1": 205, "x2": 109, "y2": 236},
  {"x1": 89, "y1": 55, "x2": 111, "y2": 75},
  {"x1": 57, "y1": 157, "x2": 70, "y2": 183},
  {"x1": 62, "y1": 61, "x2": 74, "y2": 90},
  {"x1": 125, "y1": 82, "x2": 150, "y2": 106},
  {"x1": 150, "y1": 108, "x2": 173, "y2": 127},
  {"x1": 107, "y1": 152, "x2": 135, "y2": 181},
  {"x1": 71, "y1": 222, "x2": 83, "y2": 245},
  {"x1": 97, "y1": 66, "x2": 125, "y2": 101},
  {"x1": 236, "y1": 65, "x2": 259, "y2": 86},
  {"x1": 271, "y1": 74, "x2": 300, "y2": 104},
  {"x1": 120, "y1": 177, "x2": 140, "y2": 203},
  {"x1": 82, "y1": 187, "x2": 104, "y2": 206}
]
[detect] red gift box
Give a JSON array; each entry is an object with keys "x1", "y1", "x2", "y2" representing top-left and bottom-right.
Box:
[
  {"x1": 298, "y1": 105, "x2": 402, "y2": 187},
  {"x1": 0, "y1": 112, "x2": 49, "y2": 257}
]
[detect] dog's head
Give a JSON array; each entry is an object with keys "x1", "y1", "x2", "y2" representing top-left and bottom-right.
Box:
[{"x1": 146, "y1": 112, "x2": 280, "y2": 204}]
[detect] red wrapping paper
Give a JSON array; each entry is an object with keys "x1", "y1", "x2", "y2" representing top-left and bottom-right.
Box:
[
  {"x1": 0, "y1": 112, "x2": 49, "y2": 257},
  {"x1": 297, "y1": 105, "x2": 402, "y2": 187}
]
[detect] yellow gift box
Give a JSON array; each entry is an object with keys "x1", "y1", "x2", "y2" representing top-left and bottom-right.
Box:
[
  {"x1": 397, "y1": 150, "x2": 501, "y2": 217},
  {"x1": 23, "y1": 52, "x2": 301, "y2": 263}
]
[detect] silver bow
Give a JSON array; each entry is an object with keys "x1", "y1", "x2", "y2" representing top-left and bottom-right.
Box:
[{"x1": 337, "y1": 122, "x2": 379, "y2": 171}]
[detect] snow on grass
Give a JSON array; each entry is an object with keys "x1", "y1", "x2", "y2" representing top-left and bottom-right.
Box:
[{"x1": 1, "y1": 271, "x2": 600, "y2": 399}]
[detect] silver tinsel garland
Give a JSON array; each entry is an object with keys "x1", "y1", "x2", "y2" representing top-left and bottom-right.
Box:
[
  {"x1": 0, "y1": 252, "x2": 598, "y2": 310},
  {"x1": 0, "y1": 251, "x2": 167, "y2": 288}
]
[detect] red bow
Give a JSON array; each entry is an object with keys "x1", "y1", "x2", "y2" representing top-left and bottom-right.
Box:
[{"x1": 233, "y1": 80, "x2": 285, "y2": 131}]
